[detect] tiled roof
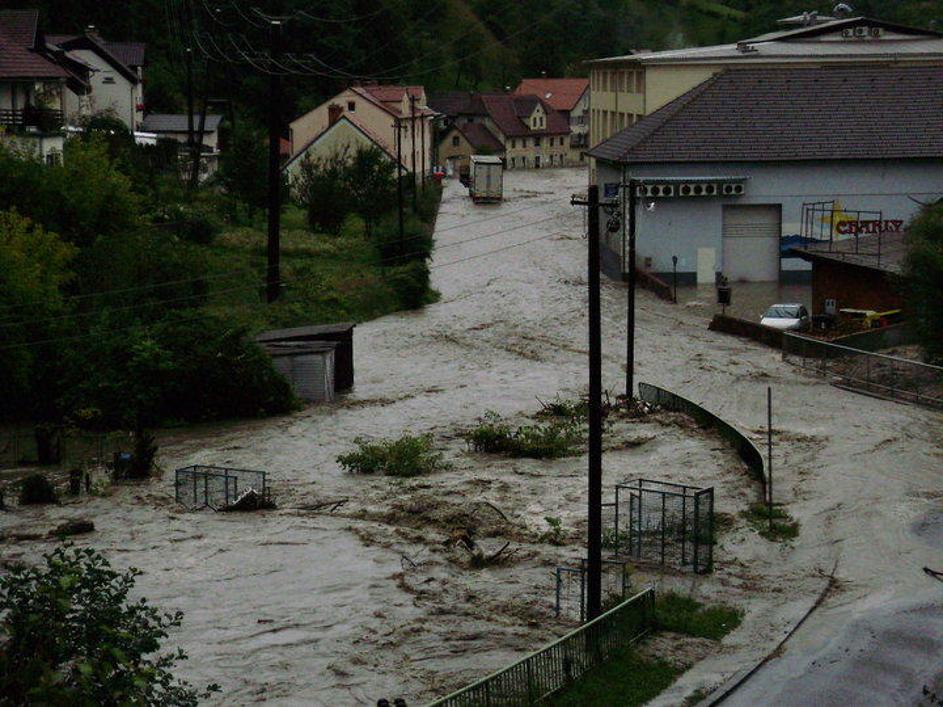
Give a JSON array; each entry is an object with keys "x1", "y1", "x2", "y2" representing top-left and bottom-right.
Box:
[
  {"x1": 479, "y1": 93, "x2": 570, "y2": 137},
  {"x1": 790, "y1": 230, "x2": 910, "y2": 274},
  {"x1": 428, "y1": 91, "x2": 478, "y2": 116},
  {"x1": 0, "y1": 10, "x2": 71, "y2": 80},
  {"x1": 589, "y1": 65, "x2": 943, "y2": 164},
  {"x1": 456, "y1": 122, "x2": 504, "y2": 153},
  {"x1": 514, "y1": 78, "x2": 588, "y2": 111},
  {"x1": 141, "y1": 113, "x2": 223, "y2": 132},
  {"x1": 47, "y1": 33, "x2": 139, "y2": 83},
  {"x1": 104, "y1": 41, "x2": 145, "y2": 68},
  {"x1": 352, "y1": 84, "x2": 433, "y2": 118}
]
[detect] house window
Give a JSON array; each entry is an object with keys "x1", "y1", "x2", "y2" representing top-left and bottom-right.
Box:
[
  {"x1": 511, "y1": 156, "x2": 516, "y2": 168},
  {"x1": 511, "y1": 138, "x2": 516, "y2": 148},
  {"x1": 534, "y1": 136, "x2": 541, "y2": 147},
  {"x1": 535, "y1": 155, "x2": 541, "y2": 168},
  {"x1": 347, "y1": 101, "x2": 356, "y2": 111},
  {"x1": 102, "y1": 74, "x2": 116, "y2": 84},
  {"x1": 452, "y1": 135, "x2": 460, "y2": 147},
  {"x1": 549, "y1": 154, "x2": 554, "y2": 166},
  {"x1": 521, "y1": 156, "x2": 527, "y2": 168},
  {"x1": 45, "y1": 151, "x2": 61, "y2": 166}
]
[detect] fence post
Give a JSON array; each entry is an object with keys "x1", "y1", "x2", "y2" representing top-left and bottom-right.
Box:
[
  {"x1": 681, "y1": 493, "x2": 687, "y2": 565},
  {"x1": 660, "y1": 493, "x2": 666, "y2": 566},
  {"x1": 614, "y1": 486, "x2": 621, "y2": 555},
  {"x1": 693, "y1": 492, "x2": 700, "y2": 572}
]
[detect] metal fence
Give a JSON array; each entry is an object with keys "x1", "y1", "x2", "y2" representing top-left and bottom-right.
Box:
[
  {"x1": 428, "y1": 587, "x2": 655, "y2": 707},
  {"x1": 606, "y1": 479, "x2": 714, "y2": 574},
  {"x1": 783, "y1": 333, "x2": 943, "y2": 410},
  {"x1": 174, "y1": 465, "x2": 268, "y2": 510},
  {"x1": 0, "y1": 428, "x2": 130, "y2": 471},
  {"x1": 555, "y1": 558, "x2": 631, "y2": 622}
]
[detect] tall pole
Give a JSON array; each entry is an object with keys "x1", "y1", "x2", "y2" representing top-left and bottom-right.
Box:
[
  {"x1": 767, "y1": 386, "x2": 773, "y2": 532},
  {"x1": 409, "y1": 94, "x2": 418, "y2": 213},
  {"x1": 420, "y1": 108, "x2": 426, "y2": 190},
  {"x1": 586, "y1": 184, "x2": 603, "y2": 620},
  {"x1": 266, "y1": 20, "x2": 282, "y2": 303},
  {"x1": 184, "y1": 1, "x2": 195, "y2": 187},
  {"x1": 395, "y1": 118, "x2": 405, "y2": 261},
  {"x1": 626, "y1": 178, "x2": 637, "y2": 400}
]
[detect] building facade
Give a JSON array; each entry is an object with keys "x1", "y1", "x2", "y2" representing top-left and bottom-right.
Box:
[
  {"x1": 589, "y1": 65, "x2": 943, "y2": 285},
  {"x1": 289, "y1": 85, "x2": 434, "y2": 178},
  {"x1": 586, "y1": 15, "x2": 943, "y2": 179},
  {"x1": 514, "y1": 78, "x2": 589, "y2": 164}
]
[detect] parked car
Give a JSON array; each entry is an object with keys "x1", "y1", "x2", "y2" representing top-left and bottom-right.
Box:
[{"x1": 760, "y1": 303, "x2": 810, "y2": 331}]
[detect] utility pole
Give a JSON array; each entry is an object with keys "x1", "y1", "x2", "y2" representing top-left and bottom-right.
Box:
[
  {"x1": 420, "y1": 107, "x2": 426, "y2": 190},
  {"x1": 625, "y1": 178, "x2": 638, "y2": 400},
  {"x1": 767, "y1": 386, "x2": 773, "y2": 532},
  {"x1": 409, "y1": 94, "x2": 418, "y2": 212},
  {"x1": 183, "y1": 0, "x2": 195, "y2": 188},
  {"x1": 395, "y1": 117, "x2": 405, "y2": 261},
  {"x1": 572, "y1": 185, "x2": 603, "y2": 620},
  {"x1": 266, "y1": 20, "x2": 282, "y2": 303}
]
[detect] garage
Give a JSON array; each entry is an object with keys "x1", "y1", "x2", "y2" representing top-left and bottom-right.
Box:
[{"x1": 722, "y1": 204, "x2": 781, "y2": 282}]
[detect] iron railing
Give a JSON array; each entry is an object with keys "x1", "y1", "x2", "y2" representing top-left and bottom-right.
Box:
[
  {"x1": 427, "y1": 588, "x2": 655, "y2": 707},
  {"x1": 0, "y1": 107, "x2": 64, "y2": 131},
  {"x1": 782, "y1": 333, "x2": 943, "y2": 409}
]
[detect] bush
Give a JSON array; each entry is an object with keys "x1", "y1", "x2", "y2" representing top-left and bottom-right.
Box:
[
  {"x1": 654, "y1": 592, "x2": 743, "y2": 640},
  {"x1": 128, "y1": 429, "x2": 158, "y2": 479},
  {"x1": 416, "y1": 182, "x2": 443, "y2": 225},
  {"x1": 337, "y1": 433, "x2": 449, "y2": 477},
  {"x1": 0, "y1": 545, "x2": 218, "y2": 704},
  {"x1": 742, "y1": 503, "x2": 800, "y2": 541},
  {"x1": 386, "y1": 259, "x2": 431, "y2": 310},
  {"x1": 18, "y1": 474, "x2": 58, "y2": 505},
  {"x1": 375, "y1": 212, "x2": 432, "y2": 263},
  {"x1": 903, "y1": 202, "x2": 943, "y2": 363},
  {"x1": 468, "y1": 412, "x2": 583, "y2": 459},
  {"x1": 151, "y1": 203, "x2": 219, "y2": 245}
]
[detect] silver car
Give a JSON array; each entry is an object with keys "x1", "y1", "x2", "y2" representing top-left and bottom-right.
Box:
[{"x1": 760, "y1": 303, "x2": 810, "y2": 331}]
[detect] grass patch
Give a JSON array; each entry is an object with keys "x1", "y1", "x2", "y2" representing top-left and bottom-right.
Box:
[
  {"x1": 654, "y1": 592, "x2": 743, "y2": 641},
  {"x1": 467, "y1": 412, "x2": 583, "y2": 459},
  {"x1": 337, "y1": 433, "x2": 450, "y2": 478},
  {"x1": 742, "y1": 502, "x2": 800, "y2": 541},
  {"x1": 550, "y1": 648, "x2": 681, "y2": 707}
]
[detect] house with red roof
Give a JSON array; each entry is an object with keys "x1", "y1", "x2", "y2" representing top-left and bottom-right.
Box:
[
  {"x1": 431, "y1": 92, "x2": 570, "y2": 171},
  {"x1": 288, "y1": 84, "x2": 434, "y2": 178},
  {"x1": 514, "y1": 77, "x2": 589, "y2": 163}
]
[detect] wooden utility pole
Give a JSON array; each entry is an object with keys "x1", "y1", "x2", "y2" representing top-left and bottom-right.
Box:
[
  {"x1": 266, "y1": 20, "x2": 282, "y2": 303},
  {"x1": 767, "y1": 386, "x2": 773, "y2": 531},
  {"x1": 409, "y1": 93, "x2": 418, "y2": 212},
  {"x1": 395, "y1": 117, "x2": 405, "y2": 260},
  {"x1": 420, "y1": 107, "x2": 426, "y2": 190},
  {"x1": 626, "y1": 178, "x2": 638, "y2": 400},
  {"x1": 572, "y1": 185, "x2": 603, "y2": 620}
]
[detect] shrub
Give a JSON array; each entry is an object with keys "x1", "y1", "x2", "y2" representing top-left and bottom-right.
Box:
[
  {"x1": 386, "y1": 259, "x2": 431, "y2": 310},
  {"x1": 375, "y1": 212, "x2": 432, "y2": 263},
  {"x1": 0, "y1": 545, "x2": 218, "y2": 704},
  {"x1": 538, "y1": 516, "x2": 566, "y2": 545},
  {"x1": 742, "y1": 503, "x2": 800, "y2": 541},
  {"x1": 536, "y1": 395, "x2": 589, "y2": 422},
  {"x1": 416, "y1": 182, "x2": 443, "y2": 225},
  {"x1": 128, "y1": 429, "x2": 158, "y2": 479},
  {"x1": 18, "y1": 474, "x2": 58, "y2": 505},
  {"x1": 654, "y1": 592, "x2": 743, "y2": 640},
  {"x1": 337, "y1": 433, "x2": 449, "y2": 477},
  {"x1": 903, "y1": 202, "x2": 943, "y2": 363},
  {"x1": 468, "y1": 412, "x2": 583, "y2": 459}
]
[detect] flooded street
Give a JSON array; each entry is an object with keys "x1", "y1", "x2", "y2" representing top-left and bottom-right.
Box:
[{"x1": 3, "y1": 168, "x2": 941, "y2": 705}]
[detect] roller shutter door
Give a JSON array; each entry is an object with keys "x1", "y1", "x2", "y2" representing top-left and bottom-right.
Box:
[{"x1": 722, "y1": 205, "x2": 781, "y2": 282}]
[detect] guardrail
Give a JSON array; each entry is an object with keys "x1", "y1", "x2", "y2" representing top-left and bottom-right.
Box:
[
  {"x1": 427, "y1": 587, "x2": 655, "y2": 707},
  {"x1": 782, "y1": 333, "x2": 943, "y2": 410},
  {"x1": 638, "y1": 383, "x2": 767, "y2": 500}
]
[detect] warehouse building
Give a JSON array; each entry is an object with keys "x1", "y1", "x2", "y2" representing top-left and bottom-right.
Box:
[{"x1": 587, "y1": 64, "x2": 943, "y2": 284}]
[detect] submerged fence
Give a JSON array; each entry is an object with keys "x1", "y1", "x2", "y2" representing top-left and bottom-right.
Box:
[
  {"x1": 0, "y1": 428, "x2": 130, "y2": 471},
  {"x1": 555, "y1": 558, "x2": 631, "y2": 622},
  {"x1": 782, "y1": 333, "x2": 943, "y2": 410},
  {"x1": 174, "y1": 465, "x2": 268, "y2": 510},
  {"x1": 428, "y1": 588, "x2": 655, "y2": 707}
]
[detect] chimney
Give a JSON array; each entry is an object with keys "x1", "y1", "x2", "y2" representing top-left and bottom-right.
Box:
[
  {"x1": 328, "y1": 103, "x2": 343, "y2": 126},
  {"x1": 85, "y1": 24, "x2": 101, "y2": 41}
]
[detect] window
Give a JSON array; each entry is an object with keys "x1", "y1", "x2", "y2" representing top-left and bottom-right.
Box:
[
  {"x1": 534, "y1": 136, "x2": 541, "y2": 147},
  {"x1": 451, "y1": 135, "x2": 460, "y2": 147},
  {"x1": 511, "y1": 156, "x2": 516, "y2": 168},
  {"x1": 45, "y1": 151, "x2": 61, "y2": 166},
  {"x1": 549, "y1": 154, "x2": 554, "y2": 166},
  {"x1": 521, "y1": 156, "x2": 527, "y2": 168},
  {"x1": 511, "y1": 138, "x2": 516, "y2": 148},
  {"x1": 347, "y1": 101, "x2": 356, "y2": 111},
  {"x1": 535, "y1": 155, "x2": 541, "y2": 168},
  {"x1": 102, "y1": 74, "x2": 116, "y2": 84}
]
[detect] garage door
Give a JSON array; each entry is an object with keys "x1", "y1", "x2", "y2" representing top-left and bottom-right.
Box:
[{"x1": 722, "y1": 205, "x2": 781, "y2": 282}]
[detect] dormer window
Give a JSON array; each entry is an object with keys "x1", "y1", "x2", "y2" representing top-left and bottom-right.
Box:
[{"x1": 347, "y1": 101, "x2": 356, "y2": 111}]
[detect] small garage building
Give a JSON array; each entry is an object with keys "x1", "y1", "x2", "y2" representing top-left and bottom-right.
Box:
[{"x1": 588, "y1": 65, "x2": 943, "y2": 284}]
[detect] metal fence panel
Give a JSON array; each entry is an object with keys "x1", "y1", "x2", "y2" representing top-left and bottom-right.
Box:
[
  {"x1": 174, "y1": 465, "x2": 267, "y2": 510},
  {"x1": 429, "y1": 588, "x2": 655, "y2": 707},
  {"x1": 783, "y1": 333, "x2": 943, "y2": 410}
]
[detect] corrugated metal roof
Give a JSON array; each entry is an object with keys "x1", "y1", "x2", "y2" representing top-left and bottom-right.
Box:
[{"x1": 588, "y1": 65, "x2": 943, "y2": 164}]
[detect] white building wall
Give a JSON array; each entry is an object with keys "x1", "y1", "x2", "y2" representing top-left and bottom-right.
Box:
[
  {"x1": 70, "y1": 48, "x2": 137, "y2": 129},
  {"x1": 596, "y1": 158, "x2": 943, "y2": 283}
]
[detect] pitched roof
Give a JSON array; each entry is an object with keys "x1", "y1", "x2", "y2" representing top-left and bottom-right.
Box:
[
  {"x1": 514, "y1": 78, "x2": 588, "y2": 111},
  {"x1": 588, "y1": 65, "x2": 943, "y2": 164},
  {"x1": 351, "y1": 84, "x2": 433, "y2": 118},
  {"x1": 141, "y1": 113, "x2": 223, "y2": 133},
  {"x1": 0, "y1": 10, "x2": 72, "y2": 80},
  {"x1": 478, "y1": 93, "x2": 570, "y2": 137},
  {"x1": 283, "y1": 114, "x2": 406, "y2": 171},
  {"x1": 428, "y1": 91, "x2": 479, "y2": 117},
  {"x1": 103, "y1": 41, "x2": 145, "y2": 68},
  {"x1": 455, "y1": 122, "x2": 504, "y2": 153},
  {"x1": 48, "y1": 33, "x2": 139, "y2": 83}
]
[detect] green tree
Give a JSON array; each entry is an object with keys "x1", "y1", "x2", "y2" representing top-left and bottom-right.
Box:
[
  {"x1": 0, "y1": 545, "x2": 219, "y2": 705},
  {"x1": 346, "y1": 146, "x2": 397, "y2": 236},
  {"x1": 0, "y1": 210, "x2": 76, "y2": 421},
  {"x1": 218, "y1": 122, "x2": 269, "y2": 220},
  {"x1": 903, "y1": 202, "x2": 943, "y2": 363},
  {"x1": 295, "y1": 152, "x2": 351, "y2": 235}
]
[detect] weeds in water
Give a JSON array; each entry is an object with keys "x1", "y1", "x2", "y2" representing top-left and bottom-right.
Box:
[
  {"x1": 742, "y1": 502, "x2": 800, "y2": 541},
  {"x1": 337, "y1": 434, "x2": 450, "y2": 477},
  {"x1": 538, "y1": 516, "x2": 566, "y2": 545},
  {"x1": 536, "y1": 395, "x2": 589, "y2": 422},
  {"x1": 654, "y1": 592, "x2": 743, "y2": 641},
  {"x1": 467, "y1": 411, "x2": 582, "y2": 459}
]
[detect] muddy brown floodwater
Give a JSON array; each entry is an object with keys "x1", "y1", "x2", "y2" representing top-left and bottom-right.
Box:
[{"x1": 2, "y1": 168, "x2": 941, "y2": 706}]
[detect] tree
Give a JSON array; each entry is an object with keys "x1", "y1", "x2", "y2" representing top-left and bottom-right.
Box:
[
  {"x1": 345, "y1": 146, "x2": 397, "y2": 236},
  {"x1": 0, "y1": 545, "x2": 219, "y2": 705},
  {"x1": 903, "y1": 202, "x2": 943, "y2": 363},
  {"x1": 217, "y1": 122, "x2": 269, "y2": 220},
  {"x1": 295, "y1": 152, "x2": 352, "y2": 235}
]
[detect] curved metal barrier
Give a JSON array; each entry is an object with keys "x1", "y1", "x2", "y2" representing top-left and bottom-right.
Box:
[{"x1": 638, "y1": 383, "x2": 767, "y2": 501}]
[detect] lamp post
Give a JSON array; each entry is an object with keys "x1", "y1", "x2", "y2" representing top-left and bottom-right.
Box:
[{"x1": 672, "y1": 255, "x2": 678, "y2": 303}]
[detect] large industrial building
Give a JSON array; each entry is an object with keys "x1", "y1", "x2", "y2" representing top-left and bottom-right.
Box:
[{"x1": 587, "y1": 64, "x2": 943, "y2": 284}]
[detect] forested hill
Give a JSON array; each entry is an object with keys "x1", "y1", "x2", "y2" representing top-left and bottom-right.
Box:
[{"x1": 19, "y1": 0, "x2": 943, "y2": 126}]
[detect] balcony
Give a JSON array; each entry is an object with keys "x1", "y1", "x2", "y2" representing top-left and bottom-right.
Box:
[{"x1": 0, "y1": 107, "x2": 65, "y2": 133}]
